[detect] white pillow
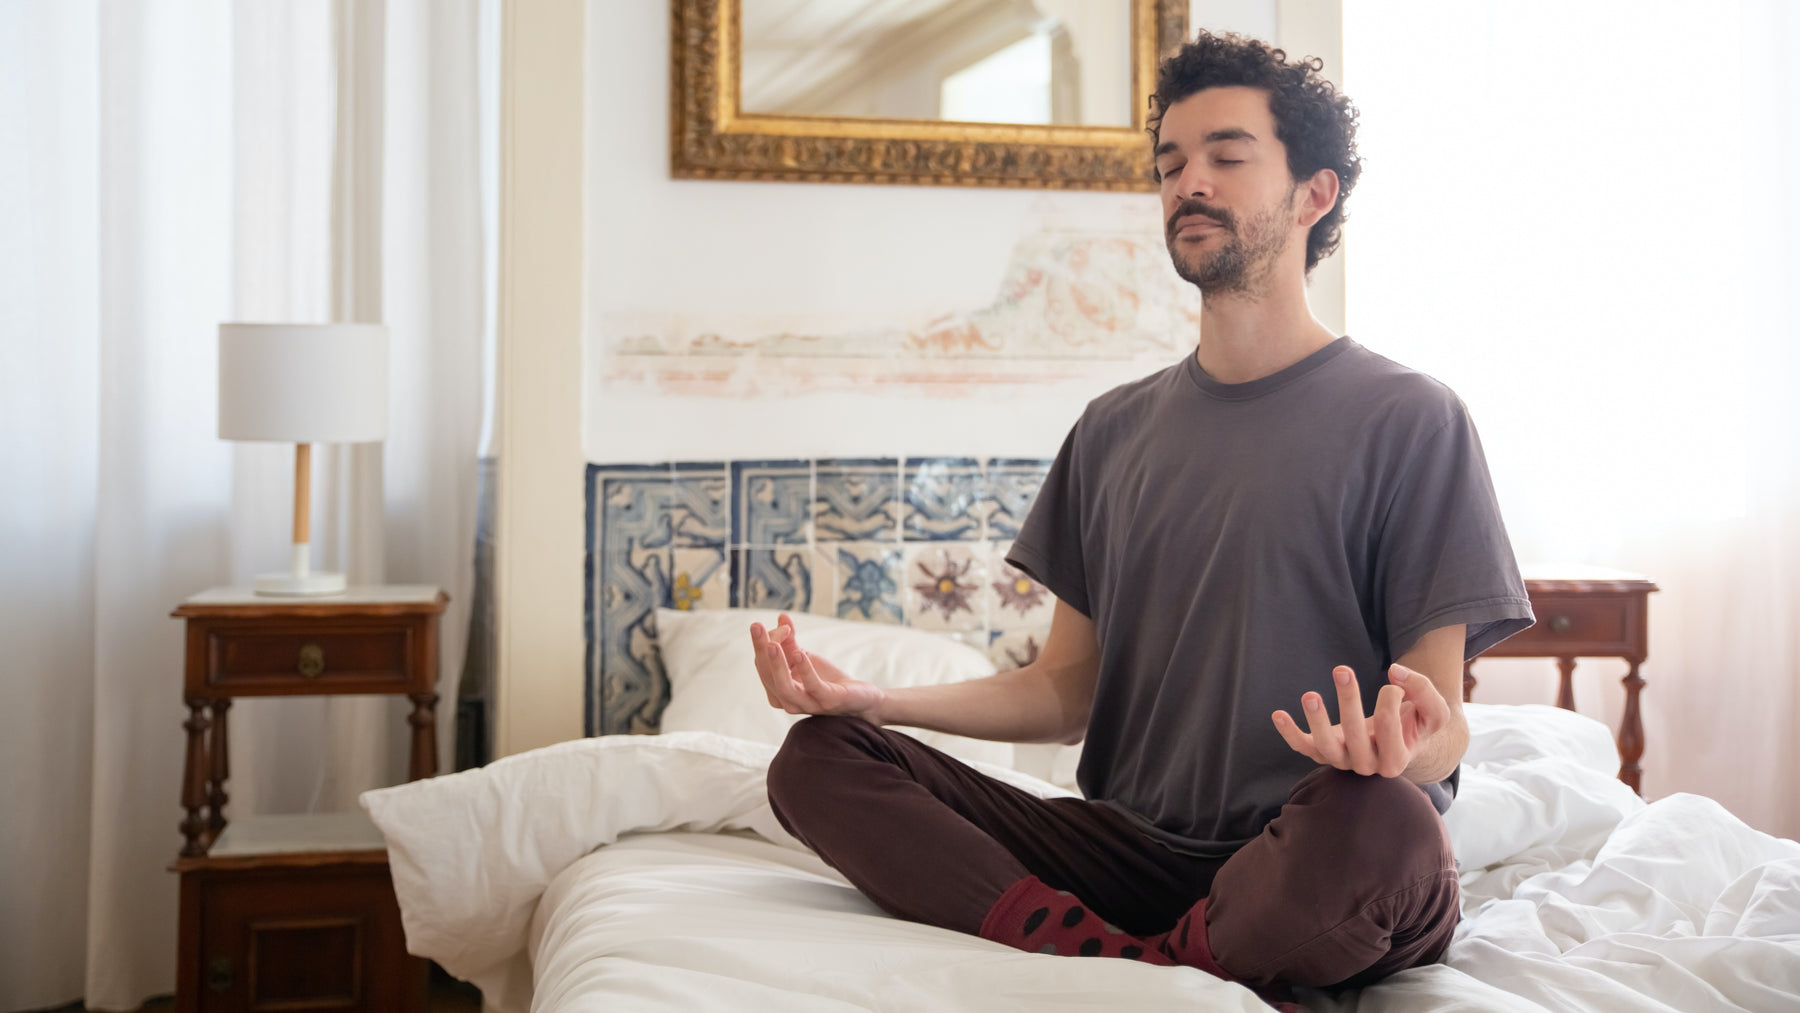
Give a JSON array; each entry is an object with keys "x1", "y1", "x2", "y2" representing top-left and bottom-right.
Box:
[{"x1": 655, "y1": 608, "x2": 1016, "y2": 770}]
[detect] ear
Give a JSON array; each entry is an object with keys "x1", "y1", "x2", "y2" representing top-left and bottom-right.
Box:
[{"x1": 1295, "y1": 168, "x2": 1340, "y2": 229}]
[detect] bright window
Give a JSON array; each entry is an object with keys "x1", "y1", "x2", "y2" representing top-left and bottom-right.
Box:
[{"x1": 1343, "y1": 0, "x2": 1763, "y2": 561}]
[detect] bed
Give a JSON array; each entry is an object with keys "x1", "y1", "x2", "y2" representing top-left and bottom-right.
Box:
[{"x1": 362, "y1": 458, "x2": 1800, "y2": 1011}]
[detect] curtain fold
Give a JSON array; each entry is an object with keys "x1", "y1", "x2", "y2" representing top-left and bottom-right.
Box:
[
  {"x1": 87, "y1": 1, "x2": 238, "y2": 1003},
  {"x1": 0, "y1": 0, "x2": 102, "y2": 1004},
  {"x1": 1344, "y1": 0, "x2": 1800, "y2": 840},
  {"x1": 1, "y1": 1, "x2": 491, "y2": 1008}
]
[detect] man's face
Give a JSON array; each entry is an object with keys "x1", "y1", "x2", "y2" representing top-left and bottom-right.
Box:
[{"x1": 1153, "y1": 86, "x2": 1303, "y2": 295}]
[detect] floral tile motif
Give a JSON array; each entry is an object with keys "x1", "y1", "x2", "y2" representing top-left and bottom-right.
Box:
[
  {"x1": 832, "y1": 542, "x2": 904, "y2": 624},
  {"x1": 814, "y1": 458, "x2": 901, "y2": 542},
  {"x1": 587, "y1": 457, "x2": 1051, "y2": 735},
  {"x1": 904, "y1": 457, "x2": 985, "y2": 541},
  {"x1": 902, "y1": 543, "x2": 990, "y2": 632},
  {"x1": 986, "y1": 540, "x2": 1055, "y2": 628},
  {"x1": 734, "y1": 460, "x2": 812, "y2": 546},
  {"x1": 984, "y1": 459, "x2": 1052, "y2": 540},
  {"x1": 668, "y1": 546, "x2": 730, "y2": 611},
  {"x1": 988, "y1": 628, "x2": 1047, "y2": 673}
]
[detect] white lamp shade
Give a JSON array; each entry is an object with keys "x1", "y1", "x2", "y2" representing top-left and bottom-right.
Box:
[{"x1": 218, "y1": 323, "x2": 388, "y2": 443}]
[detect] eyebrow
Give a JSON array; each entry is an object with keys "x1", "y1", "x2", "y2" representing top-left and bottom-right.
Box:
[{"x1": 1154, "y1": 128, "x2": 1258, "y2": 158}]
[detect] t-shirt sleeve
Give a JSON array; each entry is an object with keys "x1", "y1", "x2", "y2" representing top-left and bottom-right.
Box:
[
  {"x1": 1376, "y1": 401, "x2": 1535, "y2": 660},
  {"x1": 1005, "y1": 422, "x2": 1091, "y2": 617}
]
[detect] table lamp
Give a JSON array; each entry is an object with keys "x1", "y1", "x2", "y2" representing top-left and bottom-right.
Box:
[{"x1": 218, "y1": 322, "x2": 388, "y2": 596}]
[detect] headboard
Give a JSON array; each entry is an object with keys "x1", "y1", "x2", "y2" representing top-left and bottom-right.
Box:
[{"x1": 585, "y1": 457, "x2": 1055, "y2": 735}]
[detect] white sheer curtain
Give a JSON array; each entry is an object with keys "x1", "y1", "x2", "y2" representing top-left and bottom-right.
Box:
[
  {"x1": 1344, "y1": 0, "x2": 1800, "y2": 839},
  {"x1": 0, "y1": 1, "x2": 491, "y2": 1009}
]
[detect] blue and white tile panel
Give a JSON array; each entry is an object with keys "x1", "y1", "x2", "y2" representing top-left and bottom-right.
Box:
[{"x1": 585, "y1": 458, "x2": 1055, "y2": 735}]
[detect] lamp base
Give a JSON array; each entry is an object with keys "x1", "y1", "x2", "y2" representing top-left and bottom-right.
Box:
[{"x1": 253, "y1": 571, "x2": 348, "y2": 597}]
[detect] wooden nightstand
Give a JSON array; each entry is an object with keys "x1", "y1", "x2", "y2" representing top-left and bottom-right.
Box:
[
  {"x1": 1464, "y1": 566, "x2": 1659, "y2": 793},
  {"x1": 170, "y1": 586, "x2": 447, "y2": 1013}
]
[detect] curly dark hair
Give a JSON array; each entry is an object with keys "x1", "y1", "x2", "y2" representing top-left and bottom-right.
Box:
[{"x1": 1148, "y1": 31, "x2": 1362, "y2": 273}]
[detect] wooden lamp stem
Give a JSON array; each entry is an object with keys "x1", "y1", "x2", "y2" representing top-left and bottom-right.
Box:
[
  {"x1": 252, "y1": 441, "x2": 341, "y2": 595},
  {"x1": 293, "y1": 442, "x2": 311, "y2": 546}
]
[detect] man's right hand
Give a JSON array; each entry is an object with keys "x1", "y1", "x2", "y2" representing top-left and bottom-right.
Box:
[{"x1": 750, "y1": 614, "x2": 887, "y2": 719}]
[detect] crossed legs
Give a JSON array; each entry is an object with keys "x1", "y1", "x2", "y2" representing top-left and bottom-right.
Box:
[{"x1": 766, "y1": 715, "x2": 1459, "y2": 990}]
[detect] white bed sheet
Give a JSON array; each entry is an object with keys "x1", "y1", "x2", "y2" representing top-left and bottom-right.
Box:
[
  {"x1": 363, "y1": 705, "x2": 1800, "y2": 1012},
  {"x1": 527, "y1": 832, "x2": 1262, "y2": 1012}
]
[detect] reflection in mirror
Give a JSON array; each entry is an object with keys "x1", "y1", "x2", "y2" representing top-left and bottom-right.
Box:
[{"x1": 740, "y1": 0, "x2": 1131, "y2": 127}]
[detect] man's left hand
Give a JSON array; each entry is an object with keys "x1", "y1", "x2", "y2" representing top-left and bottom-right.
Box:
[{"x1": 1271, "y1": 664, "x2": 1452, "y2": 778}]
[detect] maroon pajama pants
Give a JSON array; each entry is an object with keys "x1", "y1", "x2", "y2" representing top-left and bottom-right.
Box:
[{"x1": 766, "y1": 715, "x2": 1461, "y2": 990}]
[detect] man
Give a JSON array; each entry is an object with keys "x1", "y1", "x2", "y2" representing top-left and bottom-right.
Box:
[{"x1": 749, "y1": 31, "x2": 1533, "y2": 994}]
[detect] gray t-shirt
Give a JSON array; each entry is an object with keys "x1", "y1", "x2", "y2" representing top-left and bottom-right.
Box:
[{"x1": 1007, "y1": 337, "x2": 1534, "y2": 857}]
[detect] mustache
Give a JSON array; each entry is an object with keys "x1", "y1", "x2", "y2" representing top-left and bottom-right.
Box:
[{"x1": 1166, "y1": 199, "x2": 1236, "y2": 239}]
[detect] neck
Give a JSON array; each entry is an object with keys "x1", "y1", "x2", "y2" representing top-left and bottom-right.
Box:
[{"x1": 1194, "y1": 261, "x2": 1338, "y2": 385}]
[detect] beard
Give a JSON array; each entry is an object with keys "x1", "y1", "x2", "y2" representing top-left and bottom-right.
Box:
[{"x1": 1165, "y1": 191, "x2": 1296, "y2": 296}]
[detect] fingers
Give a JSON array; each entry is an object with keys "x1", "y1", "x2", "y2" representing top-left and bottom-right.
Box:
[
  {"x1": 749, "y1": 623, "x2": 780, "y2": 707},
  {"x1": 771, "y1": 614, "x2": 828, "y2": 706},
  {"x1": 1271, "y1": 710, "x2": 1321, "y2": 762},
  {"x1": 1391, "y1": 664, "x2": 1451, "y2": 733},
  {"x1": 1284, "y1": 665, "x2": 1448, "y2": 778},
  {"x1": 1332, "y1": 667, "x2": 1376, "y2": 776},
  {"x1": 772, "y1": 613, "x2": 805, "y2": 665},
  {"x1": 1372, "y1": 683, "x2": 1410, "y2": 777},
  {"x1": 750, "y1": 622, "x2": 803, "y2": 711},
  {"x1": 1299, "y1": 691, "x2": 1347, "y2": 767},
  {"x1": 789, "y1": 640, "x2": 832, "y2": 701}
]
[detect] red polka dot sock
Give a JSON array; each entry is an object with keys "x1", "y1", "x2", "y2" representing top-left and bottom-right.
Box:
[{"x1": 977, "y1": 875, "x2": 1232, "y2": 977}]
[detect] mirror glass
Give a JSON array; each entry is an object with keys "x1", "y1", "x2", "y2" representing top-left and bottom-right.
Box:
[{"x1": 740, "y1": 0, "x2": 1133, "y2": 127}]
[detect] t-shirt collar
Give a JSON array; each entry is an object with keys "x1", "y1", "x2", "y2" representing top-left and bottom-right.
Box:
[{"x1": 1183, "y1": 335, "x2": 1357, "y2": 401}]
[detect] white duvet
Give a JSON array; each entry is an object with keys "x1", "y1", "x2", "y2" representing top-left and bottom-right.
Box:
[{"x1": 362, "y1": 705, "x2": 1800, "y2": 1012}]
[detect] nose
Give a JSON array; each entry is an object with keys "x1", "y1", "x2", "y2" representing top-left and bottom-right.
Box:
[{"x1": 1172, "y1": 160, "x2": 1213, "y2": 201}]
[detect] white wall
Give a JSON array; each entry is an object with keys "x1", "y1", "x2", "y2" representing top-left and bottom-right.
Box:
[{"x1": 583, "y1": 0, "x2": 1282, "y2": 465}]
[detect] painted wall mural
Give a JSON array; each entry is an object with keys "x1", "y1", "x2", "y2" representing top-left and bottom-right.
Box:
[
  {"x1": 586, "y1": 457, "x2": 1055, "y2": 736},
  {"x1": 599, "y1": 200, "x2": 1200, "y2": 397}
]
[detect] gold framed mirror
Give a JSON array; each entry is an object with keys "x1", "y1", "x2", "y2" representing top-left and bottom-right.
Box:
[{"x1": 672, "y1": 0, "x2": 1190, "y2": 190}]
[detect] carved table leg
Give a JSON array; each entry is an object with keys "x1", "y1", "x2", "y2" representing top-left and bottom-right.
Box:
[
  {"x1": 180, "y1": 698, "x2": 211, "y2": 857},
  {"x1": 1555, "y1": 657, "x2": 1577, "y2": 711},
  {"x1": 206, "y1": 698, "x2": 231, "y2": 842},
  {"x1": 1462, "y1": 660, "x2": 1476, "y2": 703},
  {"x1": 408, "y1": 692, "x2": 439, "y2": 781},
  {"x1": 1618, "y1": 660, "x2": 1645, "y2": 795}
]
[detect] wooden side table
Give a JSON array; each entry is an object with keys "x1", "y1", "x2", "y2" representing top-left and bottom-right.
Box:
[
  {"x1": 170, "y1": 585, "x2": 448, "y2": 1013},
  {"x1": 1464, "y1": 566, "x2": 1658, "y2": 793}
]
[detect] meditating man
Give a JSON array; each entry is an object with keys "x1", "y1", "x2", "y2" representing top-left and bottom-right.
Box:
[{"x1": 749, "y1": 30, "x2": 1533, "y2": 993}]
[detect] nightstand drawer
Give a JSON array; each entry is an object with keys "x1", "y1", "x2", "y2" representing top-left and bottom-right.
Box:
[
  {"x1": 196, "y1": 621, "x2": 420, "y2": 694},
  {"x1": 1489, "y1": 593, "x2": 1640, "y2": 656}
]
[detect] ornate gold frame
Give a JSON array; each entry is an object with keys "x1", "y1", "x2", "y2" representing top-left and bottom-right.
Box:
[{"x1": 671, "y1": 0, "x2": 1189, "y2": 190}]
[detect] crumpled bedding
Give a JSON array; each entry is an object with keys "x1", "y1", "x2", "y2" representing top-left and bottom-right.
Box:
[{"x1": 362, "y1": 705, "x2": 1800, "y2": 1011}]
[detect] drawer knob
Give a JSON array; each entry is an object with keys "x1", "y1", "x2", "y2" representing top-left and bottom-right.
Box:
[
  {"x1": 297, "y1": 643, "x2": 326, "y2": 678},
  {"x1": 208, "y1": 956, "x2": 234, "y2": 992},
  {"x1": 1550, "y1": 614, "x2": 1573, "y2": 633}
]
